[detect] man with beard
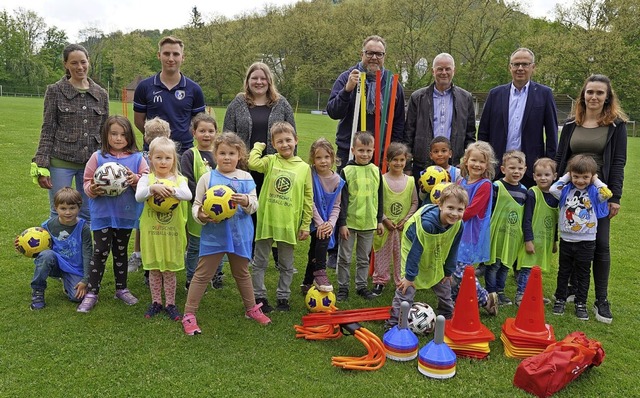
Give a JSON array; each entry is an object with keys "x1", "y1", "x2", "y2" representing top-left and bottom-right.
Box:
[{"x1": 327, "y1": 35, "x2": 405, "y2": 169}]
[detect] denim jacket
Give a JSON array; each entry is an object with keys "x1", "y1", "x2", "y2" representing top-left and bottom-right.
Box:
[{"x1": 34, "y1": 76, "x2": 109, "y2": 168}]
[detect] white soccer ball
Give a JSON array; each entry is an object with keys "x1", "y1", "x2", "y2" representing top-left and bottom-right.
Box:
[
  {"x1": 408, "y1": 302, "x2": 436, "y2": 335},
  {"x1": 93, "y1": 162, "x2": 129, "y2": 196}
]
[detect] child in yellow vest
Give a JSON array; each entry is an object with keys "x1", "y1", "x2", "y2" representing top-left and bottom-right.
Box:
[
  {"x1": 135, "y1": 137, "x2": 192, "y2": 320},
  {"x1": 336, "y1": 131, "x2": 384, "y2": 302},
  {"x1": 386, "y1": 184, "x2": 468, "y2": 327},
  {"x1": 486, "y1": 150, "x2": 527, "y2": 306},
  {"x1": 249, "y1": 121, "x2": 313, "y2": 312},
  {"x1": 372, "y1": 142, "x2": 418, "y2": 296},
  {"x1": 180, "y1": 113, "x2": 218, "y2": 290},
  {"x1": 516, "y1": 157, "x2": 559, "y2": 306}
]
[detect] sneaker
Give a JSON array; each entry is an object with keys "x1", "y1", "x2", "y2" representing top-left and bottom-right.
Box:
[
  {"x1": 144, "y1": 302, "x2": 164, "y2": 318},
  {"x1": 483, "y1": 292, "x2": 498, "y2": 316},
  {"x1": 371, "y1": 284, "x2": 384, "y2": 296},
  {"x1": 210, "y1": 272, "x2": 224, "y2": 289},
  {"x1": 182, "y1": 313, "x2": 201, "y2": 335},
  {"x1": 327, "y1": 252, "x2": 337, "y2": 269},
  {"x1": 185, "y1": 280, "x2": 190, "y2": 292},
  {"x1": 275, "y1": 299, "x2": 290, "y2": 311},
  {"x1": 255, "y1": 297, "x2": 273, "y2": 313},
  {"x1": 542, "y1": 297, "x2": 551, "y2": 305},
  {"x1": 356, "y1": 287, "x2": 375, "y2": 300},
  {"x1": 497, "y1": 292, "x2": 513, "y2": 306},
  {"x1": 30, "y1": 289, "x2": 45, "y2": 310},
  {"x1": 114, "y1": 288, "x2": 139, "y2": 305},
  {"x1": 337, "y1": 288, "x2": 349, "y2": 302},
  {"x1": 552, "y1": 299, "x2": 566, "y2": 315},
  {"x1": 575, "y1": 302, "x2": 589, "y2": 321},
  {"x1": 593, "y1": 300, "x2": 613, "y2": 324},
  {"x1": 77, "y1": 293, "x2": 98, "y2": 313},
  {"x1": 300, "y1": 284, "x2": 312, "y2": 296},
  {"x1": 246, "y1": 303, "x2": 271, "y2": 325},
  {"x1": 313, "y1": 269, "x2": 333, "y2": 292},
  {"x1": 515, "y1": 293, "x2": 523, "y2": 307},
  {"x1": 165, "y1": 304, "x2": 182, "y2": 321},
  {"x1": 127, "y1": 253, "x2": 142, "y2": 272}
]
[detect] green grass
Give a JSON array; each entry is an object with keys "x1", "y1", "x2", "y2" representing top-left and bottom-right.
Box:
[{"x1": 1, "y1": 96, "x2": 639, "y2": 397}]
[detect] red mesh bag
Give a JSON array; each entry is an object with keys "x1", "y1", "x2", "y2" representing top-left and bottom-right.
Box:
[{"x1": 513, "y1": 332, "x2": 605, "y2": 397}]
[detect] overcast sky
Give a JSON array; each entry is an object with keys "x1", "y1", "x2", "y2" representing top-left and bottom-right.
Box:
[{"x1": 1, "y1": 0, "x2": 564, "y2": 43}]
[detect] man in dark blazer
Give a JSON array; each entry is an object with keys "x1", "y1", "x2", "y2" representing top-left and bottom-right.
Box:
[
  {"x1": 478, "y1": 48, "x2": 558, "y2": 187},
  {"x1": 405, "y1": 53, "x2": 476, "y2": 179}
]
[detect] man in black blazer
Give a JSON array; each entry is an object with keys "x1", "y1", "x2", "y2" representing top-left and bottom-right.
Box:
[
  {"x1": 405, "y1": 53, "x2": 476, "y2": 178},
  {"x1": 478, "y1": 48, "x2": 558, "y2": 187}
]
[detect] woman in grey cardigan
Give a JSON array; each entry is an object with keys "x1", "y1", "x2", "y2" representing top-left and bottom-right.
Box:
[
  {"x1": 223, "y1": 62, "x2": 296, "y2": 160},
  {"x1": 33, "y1": 44, "x2": 109, "y2": 221},
  {"x1": 223, "y1": 62, "x2": 296, "y2": 273}
]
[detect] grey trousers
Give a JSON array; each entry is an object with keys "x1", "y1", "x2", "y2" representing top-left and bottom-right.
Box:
[
  {"x1": 252, "y1": 238, "x2": 294, "y2": 300},
  {"x1": 337, "y1": 229, "x2": 374, "y2": 291},
  {"x1": 387, "y1": 281, "x2": 454, "y2": 328}
]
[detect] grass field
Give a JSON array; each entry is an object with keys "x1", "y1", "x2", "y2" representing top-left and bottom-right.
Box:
[{"x1": 1, "y1": 96, "x2": 639, "y2": 397}]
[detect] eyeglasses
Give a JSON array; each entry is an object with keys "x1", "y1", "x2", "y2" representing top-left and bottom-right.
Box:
[
  {"x1": 363, "y1": 51, "x2": 385, "y2": 59},
  {"x1": 510, "y1": 62, "x2": 533, "y2": 69}
]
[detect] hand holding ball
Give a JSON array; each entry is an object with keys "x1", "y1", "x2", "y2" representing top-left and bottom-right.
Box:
[
  {"x1": 419, "y1": 166, "x2": 450, "y2": 193},
  {"x1": 147, "y1": 179, "x2": 179, "y2": 213},
  {"x1": 201, "y1": 185, "x2": 238, "y2": 222}
]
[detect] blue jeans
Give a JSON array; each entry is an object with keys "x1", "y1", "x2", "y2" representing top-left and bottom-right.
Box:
[
  {"x1": 185, "y1": 234, "x2": 223, "y2": 283},
  {"x1": 484, "y1": 260, "x2": 509, "y2": 293},
  {"x1": 31, "y1": 250, "x2": 83, "y2": 302},
  {"x1": 452, "y1": 262, "x2": 489, "y2": 306},
  {"x1": 516, "y1": 267, "x2": 532, "y2": 295},
  {"x1": 49, "y1": 166, "x2": 90, "y2": 221}
]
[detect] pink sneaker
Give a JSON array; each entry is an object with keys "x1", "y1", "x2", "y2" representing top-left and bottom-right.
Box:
[
  {"x1": 245, "y1": 303, "x2": 271, "y2": 325},
  {"x1": 182, "y1": 313, "x2": 201, "y2": 335},
  {"x1": 77, "y1": 293, "x2": 98, "y2": 313},
  {"x1": 114, "y1": 288, "x2": 139, "y2": 305}
]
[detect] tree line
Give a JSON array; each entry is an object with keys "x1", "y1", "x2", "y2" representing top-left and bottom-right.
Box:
[{"x1": 1, "y1": 0, "x2": 638, "y2": 116}]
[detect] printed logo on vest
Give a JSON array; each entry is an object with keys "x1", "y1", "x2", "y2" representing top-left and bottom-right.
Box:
[
  {"x1": 390, "y1": 202, "x2": 403, "y2": 217},
  {"x1": 507, "y1": 210, "x2": 519, "y2": 224},
  {"x1": 274, "y1": 176, "x2": 292, "y2": 194}
]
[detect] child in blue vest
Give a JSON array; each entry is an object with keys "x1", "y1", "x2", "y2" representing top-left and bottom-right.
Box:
[
  {"x1": 452, "y1": 141, "x2": 499, "y2": 316},
  {"x1": 336, "y1": 131, "x2": 384, "y2": 302},
  {"x1": 485, "y1": 150, "x2": 528, "y2": 305},
  {"x1": 387, "y1": 184, "x2": 468, "y2": 327},
  {"x1": 551, "y1": 154, "x2": 612, "y2": 321},
  {"x1": 16, "y1": 187, "x2": 93, "y2": 310},
  {"x1": 78, "y1": 116, "x2": 148, "y2": 313},
  {"x1": 301, "y1": 138, "x2": 345, "y2": 294}
]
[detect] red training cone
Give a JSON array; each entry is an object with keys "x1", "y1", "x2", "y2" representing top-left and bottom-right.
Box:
[
  {"x1": 445, "y1": 266, "x2": 495, "y2": 344},
  {"x1": 502, "y1": 266, "x2": 555, "y2": 346}
]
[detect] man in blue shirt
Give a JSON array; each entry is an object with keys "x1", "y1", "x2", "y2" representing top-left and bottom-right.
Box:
[
  {"x1": 133, "y1": 36, "x2": 206, "y2": 154},
  {"x1": 405, "y1": 53, "x2": 476, "y2": 177},
  {"x1": 478, "y1": 48, "x2": 558, "y2": 188}
]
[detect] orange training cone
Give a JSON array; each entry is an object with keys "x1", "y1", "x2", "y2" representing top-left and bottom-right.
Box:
[
  {"x1": 445, "y1": 266, "x2": 495, "y2": 344},
  {"x1": 502, "y1": 266, "x2": 555, "y2": 347}
]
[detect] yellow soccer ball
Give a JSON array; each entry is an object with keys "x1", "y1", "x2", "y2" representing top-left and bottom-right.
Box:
[
  {"x1": 305, "y1": 286, "x2": 337, "y2": 313},
  {"x1": 419, "y1": 166, "x2": 450, "y2": 193},
  {"x1": 146, "y1": 179, "x2": 180, "y2": 213},
  {"x1": 202, "y1": 185, "x2": 238, "y2": 222},
  {"x1": 430, "y1": 182, "x2": 452, "y2": 204},
  {"x1": 17, "y1": 227, "x2": 52, "y2": 258}
]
